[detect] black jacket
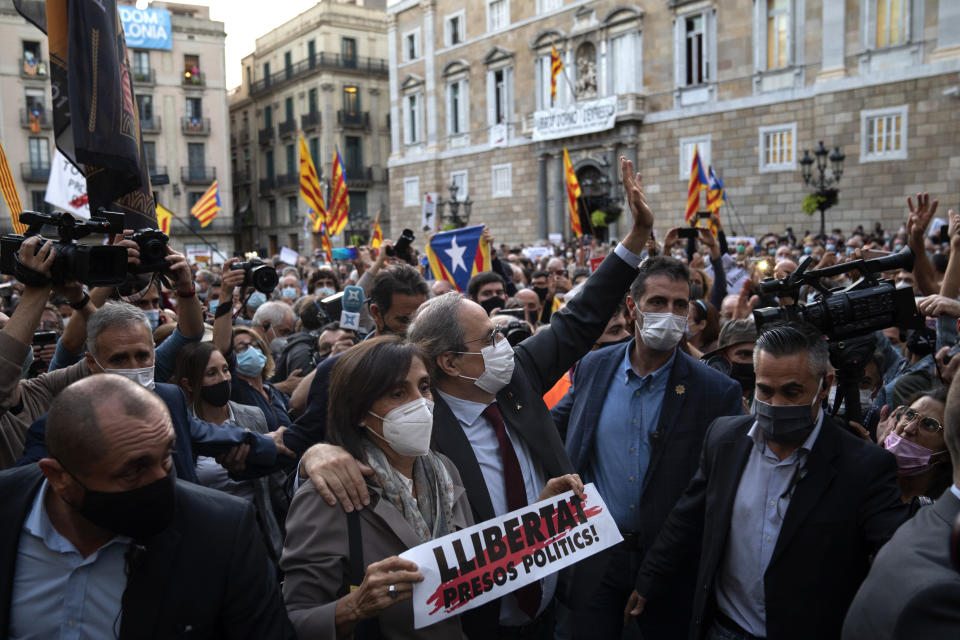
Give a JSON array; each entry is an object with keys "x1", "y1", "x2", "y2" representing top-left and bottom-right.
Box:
[
  {"x1": 0, "y1": 465, "x2": 294, "y2": 639},
  {"x1": 635, "y1": 414, "x2": 908, "y2": 640}
]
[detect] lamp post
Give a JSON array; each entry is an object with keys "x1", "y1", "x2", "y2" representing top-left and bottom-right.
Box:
[
  {"x1": 799, "y1": 140, "x2": 845, "y2": 238},
  {"x1": 437, "y1": 182, "x2": 473, "y2": 229}
]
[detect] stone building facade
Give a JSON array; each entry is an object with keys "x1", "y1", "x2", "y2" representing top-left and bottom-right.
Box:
[
  {"x1": 0, "y1": 0, "x2": 235, "y2": 257},
  {"x1": 386, "y1": 0, "x2": 960, "y2": 244},
  {"x1": 229, "y1": 0, "x2": 390, "y2": 256}
]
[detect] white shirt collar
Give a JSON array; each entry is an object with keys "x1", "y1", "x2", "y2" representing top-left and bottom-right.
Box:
[{"x1": 435, "y1": 388, "x2": 489, "y2": 427}]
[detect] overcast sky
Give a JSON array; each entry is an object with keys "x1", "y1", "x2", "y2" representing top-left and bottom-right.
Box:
[{"x1": 183, "y1": 0, "x2": 319, "y2": 88}]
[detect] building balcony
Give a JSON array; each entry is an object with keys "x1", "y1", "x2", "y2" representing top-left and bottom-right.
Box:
[
  {"x1": 276, "y1": 172, "x2": 298, "y2": 191},
  {"x1": 181, "y1": 117, "x2": 211, "y2": 135},
  {"x1": 301, "y1": 110, "x2": 321, "y2": 130},
  {"x1": 20, "y1": 57, "x2": 47, "y2": 79},
  {"x1": 182, "y1": 70, "x2": 205, "y2": 87},
  {"x1": 150, "y1": 166, "x2": 169, "y2": 185},
  {"x1": 181, "y1": 166, "x2": 217, "y2": 185},
  {"x1": 615, "y1": 93, "x2": 646, "y2": 121},
  {"x1": 278, "y1": 119, "x2": 296, "y2": 137},
  {"x1": 133, "y1": 68, "x2": 155, "y2": 85},
  {"x1": 344, "y1": 166, "x2": 372, "y2": 184},
  {"x1": 140, "y1": 116, "x2": 161, "y2": 133},
  {"x1": 249, "y1": 53, "x2": 388, "y2": 96},
  {"x1": 259, "y1": 177, "x2": 276, "y2": 192},
  {"x1": 337, "y1": 110, "x2": 370, "y2": 129},
  {"x1": 20, "y1": 162, "x2": 50, "y2": 183},
  {"x1": 237, "y1": 128, "x2": 250, "y2": 145},
  {"x1": 20, "y1": 108, "x2": 51, "y2": 130},
  {"x1": 233, "y1": 170, "x2": 251, "y2": 185},
  {"x1": 258, "y1": 127, "x2": 274, "y2": 146}
]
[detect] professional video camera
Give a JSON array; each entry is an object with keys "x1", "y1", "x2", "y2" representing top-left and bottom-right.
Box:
[
  {"x1": 0, "y1": 210, "x2": 128, "y2": 286},
  {"x1": 753, "y1": 248, "x2": 923, "y2": 425},
  {"x1": 229, "y1": 258, "x2": 279, "y2": 294}
]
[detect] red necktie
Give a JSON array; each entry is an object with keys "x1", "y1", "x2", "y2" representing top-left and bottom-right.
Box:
[{"x1": 482, "y1": 402, "x2": 542, "y2": 619}]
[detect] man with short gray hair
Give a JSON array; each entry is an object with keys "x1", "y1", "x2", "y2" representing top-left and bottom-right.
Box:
[{"x1": 627, "y1": 321, "x2": 907, "y2": 640}]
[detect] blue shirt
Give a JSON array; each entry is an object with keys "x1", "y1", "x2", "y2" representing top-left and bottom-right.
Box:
[
  {"x1": 588, "y1": 345, "x2": 676, "y2": 531},
  {"x1": 715, "y1": 412, "x2": 824, "y2": 637},
  {"x1": 10, "y1": 480, "x2": 131, "y2": 640}
]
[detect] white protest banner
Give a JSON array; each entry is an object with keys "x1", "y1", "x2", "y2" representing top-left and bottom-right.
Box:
[
  {"x1": 400, "y1": 483, "x2": 621, "y2": 629},
  {"x1": 45, "y1": 150, "x2": 89, "y2": 219},
  {"x1": 548, "y1": 233, "x2": 563, "y2": 245},
  {"x1": 532, "y1": 96, "x2": 618, "y2": 142},
  {"x1": 279, "y1": 246, "x2": 300, "y2": 266},
  {"x1": 521, "y1": 246, "x2": 554, "y2": 261}
]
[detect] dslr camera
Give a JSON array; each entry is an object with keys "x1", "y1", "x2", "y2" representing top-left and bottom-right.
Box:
[
  {"x1": 229, "y1": 258, "x2": 279, "y2": 293},
  {"x1": 0, "y1": 210, "x2": 128, "y2": 286},
  {"x1": 385, "y1": 228, "x2": 417, "y2": 266},
  {"x1": 129, "y1": 228, "x2": 170, "y2": 273}
]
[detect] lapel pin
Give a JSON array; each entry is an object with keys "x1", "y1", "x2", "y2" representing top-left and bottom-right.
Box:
[
  {"x1": 515, "y1": 401, "x2": 523, "y2": 411},
  {"x1": 675, "y1": 384, "x2": 685, "y2": 396}
]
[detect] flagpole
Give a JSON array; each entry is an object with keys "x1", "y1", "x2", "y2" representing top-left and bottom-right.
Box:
[
  {"x1": 719, "y1": 193, "x2": 749, "y2": 237},
  {"x1": 552, "y1": 39, "x2": 577, "y2": 103},
  {"x1": 160, "y1": 203, "x2": 228, "y2": 262}
]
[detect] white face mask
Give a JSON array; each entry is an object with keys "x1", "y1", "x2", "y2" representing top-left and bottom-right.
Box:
[
  {"x1": 94, "y1": 356, "x2": 156, "y2": 390},
  {"x1": 367, "y1": 397, "x2": 435, "y2": 457},
  {"x1": 144, "y1": 309, "x2": 160, "y2": 331},
  {"x1": 636, "y1": 311, "x2": 687, "y2": 351},
  {"x1": 456, "y1": 336, "x2": 515, "y2": 394}
]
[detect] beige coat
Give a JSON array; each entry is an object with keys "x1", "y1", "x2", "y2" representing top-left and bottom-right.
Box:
[{"x1": 281, "y1": 453, "x2": 472, "y2": 640}]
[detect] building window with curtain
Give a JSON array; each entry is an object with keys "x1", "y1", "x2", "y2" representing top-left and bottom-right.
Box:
[
  {"x1": 876, "y1": 0, "x2": 906, "y2": 48},
  {"x1": 767, "y1": 0, "x2": 790, "y2": 69}
]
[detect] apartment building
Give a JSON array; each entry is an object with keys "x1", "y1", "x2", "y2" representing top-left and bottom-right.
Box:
[
  {"x1": 387, "y1": 0, "x2": 960, "y2": 243},
  {"x1": 0, "y1": 0, "x2": 234, "y2": 257},
  {"x1": 229, "y1": 0, "x2": 390, "y2": 256}
]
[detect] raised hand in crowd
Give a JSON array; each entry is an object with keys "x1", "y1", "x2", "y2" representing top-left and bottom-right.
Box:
[
  {"x1": 698, "y1": 227, "x2": 721, "y2": 260},
  {"x1": 620, "y1": 156, "x2": 654, "y2": 246},
  {"x1": 936, "y1": 346, "x2": 960, "y2": 386},
  {"x1": 733, "y1": 281, "x2": 759, "y2": 320},
  {"x1": 906, "y1": 192, "x2": 940, "y2": 295}
]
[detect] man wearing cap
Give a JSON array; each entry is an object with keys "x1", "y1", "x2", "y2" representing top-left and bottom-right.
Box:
[
  {"x1": 552, "y1": 256, "x2": 743, "y2": 640},
  {"x1": 703, "y1": 318, "x2": 759, "y2": 405}
]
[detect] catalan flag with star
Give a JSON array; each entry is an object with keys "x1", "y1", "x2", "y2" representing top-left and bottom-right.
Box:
[
  {"x1": 685, "y1": 145, "x2": 708, "y2": 223},
  {"x1": 327, "y1": 147, "x2": 349, "y2": 236},
  {"x1": 425, "y1": 225, "x2": 492, "y2": 293},
  {"x1": 190, "y1": 180, "x2": 220, "y2": 228},
  {"x1": 550, "y1": 46, "x2": 563, "y2": 102}
]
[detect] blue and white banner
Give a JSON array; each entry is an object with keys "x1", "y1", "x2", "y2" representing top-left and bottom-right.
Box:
[{"x1": 119, "y1": 6, "x2": 172, "y2": 51}]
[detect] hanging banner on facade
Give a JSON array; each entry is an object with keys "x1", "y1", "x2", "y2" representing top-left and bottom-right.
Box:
[
  {"x1": 44, "y1": 150, "x2": 89, "y2": 219},
  {"x1": 400, "y1": 483, "x2": 621, "y2": 629},
  {"x1": 421, "y1": 192, "x2": 438, "y2": 232},
  {"x1": 118, "y1": 5, "x2": 172, "y2": 51},
  {"x1": 532, "y1": 96, "x2": 618, "y2": 142}
]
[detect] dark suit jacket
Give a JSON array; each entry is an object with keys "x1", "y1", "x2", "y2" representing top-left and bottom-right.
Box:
[
  {"x1": 635, "y1": 414, "x2": 908, "y2": 640},
  {"x1": 842, "y1": 488, "x2": 960, "y2": 640},
  {"x1": 16, "y1": 382, "x2": 280, "y2": 483},
  {"x1": 0, "y1": 465, "x2": 294, "y2": 639},
  {"x1": 283, "y1": 350, "x2": 342, "y2": 457},
  {"x1": 555, "y1": 344, "x2": 742, "y2": 631},
  {"x1": 431, "y1": 251, "x2": 639, "y2": 637}
]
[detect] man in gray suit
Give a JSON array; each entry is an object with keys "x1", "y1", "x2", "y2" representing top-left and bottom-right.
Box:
[{"x1": 842, "y1": 377, "x2": 960, "y2": 640}]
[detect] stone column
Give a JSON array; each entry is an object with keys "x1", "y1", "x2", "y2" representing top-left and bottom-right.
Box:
[
  {"x1": 387, "y1": 14, "x2": 401, "y2": 156},
  {"x1": 819, "y1": 0, "x2": 845, "y2": 79},
  {"x1": 368, "y1": 87, "x2": 382, "y2": 169},
  {"x1": 422, "y1": 0, "x2": 438, "y2": 148},
  {"x1": 537, "y1": 154, "x2": 549, "y2": 240}
]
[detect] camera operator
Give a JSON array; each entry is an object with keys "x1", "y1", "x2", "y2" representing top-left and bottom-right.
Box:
[{"x1": 0, "y1": 237, "x2": 91, "y2": 468}]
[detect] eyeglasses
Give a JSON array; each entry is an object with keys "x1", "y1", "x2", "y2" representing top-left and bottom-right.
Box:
[
  {"x1": 899, "y1": 407, "x2": 943, "y2": 433},
  {"x1": 463, "y1": 323, "x2": 504, "y2": 348}
]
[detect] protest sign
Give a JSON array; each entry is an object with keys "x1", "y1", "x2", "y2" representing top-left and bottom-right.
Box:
[
  {"x1": 589, "y1": 256, "x2": 604, "y2": 273},
  {"x1": 45, "y1": 150, "x2": 89, "y2": 219},
  {"x1": 421, "y1": 193, "x2": 438, "y2": 232},
  {"x1": 521, "y1": 246, "x2": 554, "y2": 261},
  {"x1": 400, "y1": 483, "x2": 621, "y2": 629},
  {"x1": 279, "y1": 246, "x2": 300, "y2": 266}
]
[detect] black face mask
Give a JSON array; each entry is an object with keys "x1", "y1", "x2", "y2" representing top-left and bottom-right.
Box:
[
  {"x1": 67, "y1": 468, "x2": 176, "y2": 539},
  {"x1": 200, "y1": 380, "x2": 231, "y2": 407},
  {"x1": 533, "y1": 287, "x2": 549, "y2": 302},
  {"x1": 729, "y1": 361, "x2": 756, "y2": 396},
  {"x1": 479, "y1": 296, "x2": 505, "y2": 315}
]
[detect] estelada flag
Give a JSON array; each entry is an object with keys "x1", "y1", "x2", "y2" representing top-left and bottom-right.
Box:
[
  {"x1": 327, "y1": 147, "x2": 349, "y2": 235},
  {"x1": 299, "y1": 133, "x2": 327, "y2": 227},
  {"x1": 190, "y1": 181, "x2": 220, "y2": 228},
  {"x1": 685, "y1": 145, "x2": 708, "y2": 223},
  {"x1": 371, "y1": 220, "x2": 383, "y2": 249},
  {"x1": 563, "y1": 147, "x2": 582, "y2": 238},
  {"x1": 706, "y1": 165, "x2": 725, "y2": 214},
  {"x1": 16, "y1": 0, "x2": 157, "y2": 230},
  {"x1": 156, "y1": 204, "x2": 173, "y2": 235},
  {"x1": 425, "y1": 225, "x2": 492, "y2": 293}
]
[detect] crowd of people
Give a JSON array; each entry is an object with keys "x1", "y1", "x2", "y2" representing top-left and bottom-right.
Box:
[{"x1": 1, "y1": 157, "x2": 959, "y2": 639}]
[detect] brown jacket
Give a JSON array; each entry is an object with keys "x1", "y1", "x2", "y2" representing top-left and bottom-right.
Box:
[
  {"x1": 281, "y1": 453, "x2": 472, "y2": 639},
  {"x1": 0, "y1": 333, "x2": 89, "y2": 469}
]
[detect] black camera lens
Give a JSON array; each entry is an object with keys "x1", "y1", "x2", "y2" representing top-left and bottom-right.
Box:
[{"x1": 230, "y1": 259, "x2": 278, "y2": 293}]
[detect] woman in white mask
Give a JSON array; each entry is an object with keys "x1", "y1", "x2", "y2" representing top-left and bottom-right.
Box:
[{"x1": 281, "y1": 335, "x2": 474, "y2": 639}]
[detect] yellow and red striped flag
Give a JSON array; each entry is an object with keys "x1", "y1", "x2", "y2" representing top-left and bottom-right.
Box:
[
  {"x1": 299, "y1": 133, "x2": 327, "y2": 228},
  {"x1": 563, "y1": 147, "x2": 582, "y2": 238},
  {"x1": 550, "y1": 46, "x2": 563, "y2": 101},
  {"x1": 327, "y1": 147, "x2": 349, "y2": 235},
  {"x1": 308, "y1": 208, "x2": 323, "y2": 233},
  {"x1": 685, "y1": 146, "x2": 708, "y2": 223},
  {"x1": 319, "y1": 222, "x2": 333, "y2": 262},
  {"x1": 371, "y1": 220, "x2": 383, "y2": 249},
  {"x1": 190, "y1": 180, "x2": 220, "y2": 228},
  {"x1": 156, "y1": 203, "x2": 173, "y2": 235},
  {"x1": 0, "y1": 138, "x2": 26, "y2": 234}
]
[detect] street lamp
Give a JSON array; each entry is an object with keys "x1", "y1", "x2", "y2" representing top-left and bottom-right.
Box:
[
  {"x1": 799, "y1": 140, "x2": 845, "y2": 238},
  {"x1": 437, "y1": 182, "x2": 473, "y2": 229}
]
